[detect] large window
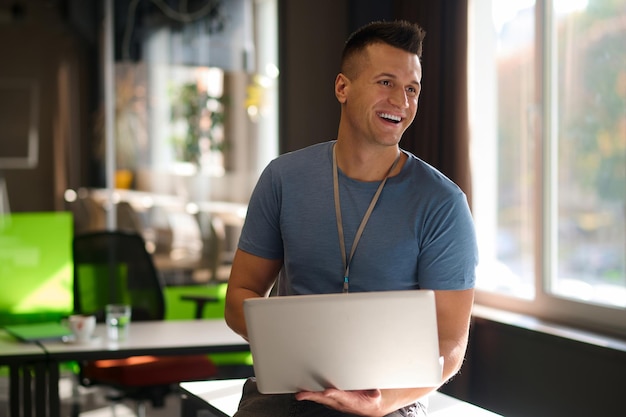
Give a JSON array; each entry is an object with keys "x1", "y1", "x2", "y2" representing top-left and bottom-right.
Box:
[{"x1": 469, "y1": 0, "x2": 626, "y2": 336}]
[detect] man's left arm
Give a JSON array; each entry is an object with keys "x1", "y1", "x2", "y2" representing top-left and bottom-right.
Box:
[
  {"x1": 432, "y1": 288, "x2": 475, "y2": 381},
  {"x1": 295, "y1": 288, "x2": 475, "y2": 416}
]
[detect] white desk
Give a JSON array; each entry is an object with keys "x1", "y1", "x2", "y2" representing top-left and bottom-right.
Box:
[
  {"x1": 2, "y1": 319, "x2": 249, "y2": 417},
  {"x1": 42, "y1": 319, "x2": 247, "y2": 361},
  {"x1": 180, "y1": 379, "x2": 503, "y2": 417},
  {"x1": 0, "y1": 329, "x2": 47, "y2": 359}
]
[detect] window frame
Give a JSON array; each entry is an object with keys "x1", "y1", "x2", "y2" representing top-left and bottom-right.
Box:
[{"x1": 471, "y1": 0, "x2": 626, "y2": 338}]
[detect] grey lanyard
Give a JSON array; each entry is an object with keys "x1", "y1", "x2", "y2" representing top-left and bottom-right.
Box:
[{"x1": 332, "y1": 144, "x2": 401, "y2": 293}]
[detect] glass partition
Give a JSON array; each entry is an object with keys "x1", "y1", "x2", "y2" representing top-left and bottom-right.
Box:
[{"x1": 96, "y1": 0, "x2": 278, "y2": 203}]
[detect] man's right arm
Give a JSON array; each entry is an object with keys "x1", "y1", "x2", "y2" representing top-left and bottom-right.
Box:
[{"x1": 224, "y1": 248, "x2": 283, "y2": 340}]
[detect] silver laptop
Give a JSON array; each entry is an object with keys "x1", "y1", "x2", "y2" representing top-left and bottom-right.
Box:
[{"x1": 243, "y1": 290, "x2": 443, "y2": 394}]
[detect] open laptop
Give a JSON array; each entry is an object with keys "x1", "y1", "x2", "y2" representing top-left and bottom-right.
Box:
[
  {"x1": 4, "y1": 321, "x2": 73, "y2": 343},
  {"x1": 243, "y1": 290, "x2": 443, "y2": 394}
]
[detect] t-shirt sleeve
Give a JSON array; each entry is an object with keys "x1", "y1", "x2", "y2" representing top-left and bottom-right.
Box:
[
  {"x1": 237, "y1": 162, "x2": 285, "y2": 260},
  {"x1": 417, "y1": 189, "x2": 478, "y2": 291}
]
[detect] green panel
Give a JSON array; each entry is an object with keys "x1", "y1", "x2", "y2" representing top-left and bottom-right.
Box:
[{"x1": 0, "y1": 212, "x2": 73, "y2": 322}]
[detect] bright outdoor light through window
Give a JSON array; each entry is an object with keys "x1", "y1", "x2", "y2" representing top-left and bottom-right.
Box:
[{"x1": 469, "y1": 0, "x2": 626, "y2": 328}]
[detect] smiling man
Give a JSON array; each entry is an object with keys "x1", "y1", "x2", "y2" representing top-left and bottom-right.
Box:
[{"x1": 225, "y1": 20, "x2": 478, "y2": 416}]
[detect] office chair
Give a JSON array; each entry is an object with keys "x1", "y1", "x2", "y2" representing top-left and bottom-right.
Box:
[{"x1": 72, "y1": 230, "x2": 218, "y2": 417}]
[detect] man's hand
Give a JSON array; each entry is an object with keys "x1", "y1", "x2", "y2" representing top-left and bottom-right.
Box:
[
  {"x1": 295, "y1": 386, "x2": 433, "y2": 416},
  {"x1": 295, "y1": 388, "x2": 385, "y2": 417}
]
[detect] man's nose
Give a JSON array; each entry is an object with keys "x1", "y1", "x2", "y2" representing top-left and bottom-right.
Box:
[{"x1": 389, "y1": 87, "x2": 409, "y2": 108}]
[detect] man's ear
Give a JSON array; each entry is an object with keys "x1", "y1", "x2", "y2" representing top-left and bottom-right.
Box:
[{"x1": 335, "y1": 73, "x2": 349, "y2": 104}]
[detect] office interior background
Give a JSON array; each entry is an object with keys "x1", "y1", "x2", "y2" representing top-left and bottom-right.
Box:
[{"x1": 0, "y1": 0, "x2": 625, "y2": 416}]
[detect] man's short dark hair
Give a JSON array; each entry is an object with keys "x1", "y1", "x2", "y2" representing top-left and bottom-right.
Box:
[{"x1": 341, "y1": 20, "x2": 426, "y2": 76}]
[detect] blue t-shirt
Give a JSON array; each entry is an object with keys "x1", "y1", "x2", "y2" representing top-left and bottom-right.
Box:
[{"x1": 238, "y1": 141, "x2": 478, "y2": 295}]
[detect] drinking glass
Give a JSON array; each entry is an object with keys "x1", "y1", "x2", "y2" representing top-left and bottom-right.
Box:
[{"x1": 105, "y1": 304, "x2": 131, "y2": 340}]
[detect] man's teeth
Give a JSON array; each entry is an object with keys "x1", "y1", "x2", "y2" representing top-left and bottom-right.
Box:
[{"x1": 378, "y1": 113, "x2": 401, "y2": 122}]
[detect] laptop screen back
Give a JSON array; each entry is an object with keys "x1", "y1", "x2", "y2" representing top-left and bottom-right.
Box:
[{"x1": 244, "y1": 290, "x2": 443, "y2": 394}]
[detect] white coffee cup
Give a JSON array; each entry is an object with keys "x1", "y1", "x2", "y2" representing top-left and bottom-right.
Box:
[{"x1": 68, "y1": 314, "x2": 96, "y2": 342}]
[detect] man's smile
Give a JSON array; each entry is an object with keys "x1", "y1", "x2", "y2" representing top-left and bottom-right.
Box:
[{"x1": 377, "y1": 112, "x2": 402, "y2": 124}]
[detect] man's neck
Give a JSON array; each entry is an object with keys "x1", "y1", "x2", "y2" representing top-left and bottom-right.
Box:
[{"x1": 334, "y1": 141, "x2": 404, "y2": 182}]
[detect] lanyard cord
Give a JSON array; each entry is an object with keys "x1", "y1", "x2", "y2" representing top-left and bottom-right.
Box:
[{"x1": 333, "y1": 144, "x2": 401, "y2": 293}]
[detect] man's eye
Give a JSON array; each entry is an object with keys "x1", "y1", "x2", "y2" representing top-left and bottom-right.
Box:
[
  {"x1": 380, "y1": 80, "x2": 392, "y2": 86},
  {"x1": 406, "y1": 86, "x2": 418, "y2": 97}
]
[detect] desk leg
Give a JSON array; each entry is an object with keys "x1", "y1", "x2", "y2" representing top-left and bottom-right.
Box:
[
  {"x1": 9, "y1": 364, "x2": 20, "y2": 417},
  {"x1": 34, "y1": 362, "x2": 48, "y2": 417},
  {"x1": 23, "y1": 365, "x2": 33, "y2": 417},
  {"x1": 32, "y1": 360, "x2": 61, "y2": 417},
  {"x1": 6, "y1": 361, "x2": 60, "y2": 417},
  {"x1": 47, "y1": 361, "x2": 60, "y2": 417}
]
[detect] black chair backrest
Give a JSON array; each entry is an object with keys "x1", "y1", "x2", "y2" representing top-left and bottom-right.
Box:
[{"x1": 73, "y1": 230, "x2": 165, "y2": 322}]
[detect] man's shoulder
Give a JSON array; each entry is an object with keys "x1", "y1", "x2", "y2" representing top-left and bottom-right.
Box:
[
  {"x1": 402, "y1": 151, "x2": 464, "y2": 196},
  {"x1": 279, "y1": 141, "x2": 334, "y2": 159},
  {"x1": 270, "y1": 140, "x2": 334, "y2": 170}
]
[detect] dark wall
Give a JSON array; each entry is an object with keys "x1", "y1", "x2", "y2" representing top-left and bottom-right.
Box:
[
  {"x1": 0, "y1": 0, "x2": 97, "y2": 212},
  {"x1": 442, "y1": 315, "x2": 626, "y2": 417},
  {"x1": 277, "y1": 0, "x2": 347, "y2": 153}
]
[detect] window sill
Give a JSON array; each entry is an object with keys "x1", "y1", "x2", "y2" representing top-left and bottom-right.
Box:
[{"x1": 472, "y1": 304, "x2": 626, "y2": 353}]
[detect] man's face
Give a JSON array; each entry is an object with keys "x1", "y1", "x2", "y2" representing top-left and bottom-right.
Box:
[{"x1": 336, "y1": 42, "x2": 422, "y2": 147}]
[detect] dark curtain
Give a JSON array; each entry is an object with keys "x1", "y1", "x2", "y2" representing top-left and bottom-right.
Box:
[{"x1": 392, "y1": 0, "x2": 472, "y2": 203}]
